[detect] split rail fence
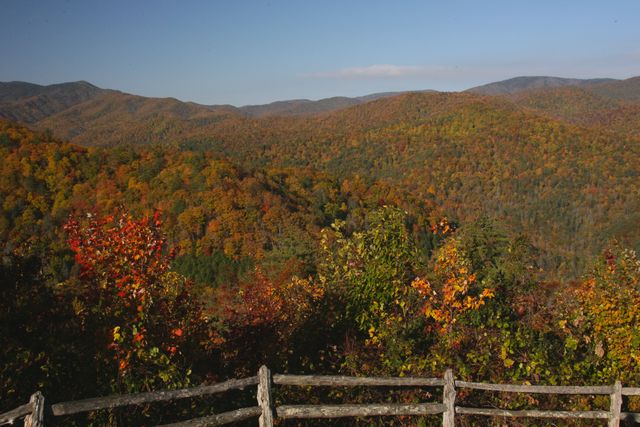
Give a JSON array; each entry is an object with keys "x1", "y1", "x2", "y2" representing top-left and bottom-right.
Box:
[{"x1": 2, "y1": 365, "x2": 639, "y2": 426}]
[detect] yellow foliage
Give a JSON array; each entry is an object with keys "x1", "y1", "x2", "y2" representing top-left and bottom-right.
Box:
[{"x1": 412, "y1": 237, "x2": 493, "y2": 332}]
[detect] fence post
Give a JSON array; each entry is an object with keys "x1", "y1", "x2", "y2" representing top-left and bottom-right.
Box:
[
  {"x1": 609, "y1": 380, "x2": 622, "y2": 427},
  {"x1": 442, "y1": 369, "x2": 455, "y2": 427},
  {"x1": 257, "y1": 365, "x2": 274, "y2": 427},
  {"x1": 24, "y1": 391, "x2": 45, "y2": 427}
]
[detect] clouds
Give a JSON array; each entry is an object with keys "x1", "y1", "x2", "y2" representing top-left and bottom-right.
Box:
[
  {"x1": 305, "y1": 63, "x2": 513, "y2": 83},
  {"x1": 305, "y1": 54, "x2": 639, "y2": 86},
  {"x1": 307, "y1": 64, "x2": 446, "y2": 79}
]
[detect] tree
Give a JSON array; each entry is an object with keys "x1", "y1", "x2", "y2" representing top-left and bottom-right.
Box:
[
  {"x1": 565, "y1": 244, "x2": 640, "y2": 383},
  {"x1": 319, "y1": 206, "x2": 428, "y2": 374},
  {"x1": 216, "y1": 264, "x2": 325, "y2": 376},
  {"x1": 64, "y1": 210, "x2": 211, "y2": 393},
  {"x1": 411, "y1": 236, "x2": 494, "y2": 334},
  {"x1": 320, "y1": 207, "x2": 420, "y2": 333}
]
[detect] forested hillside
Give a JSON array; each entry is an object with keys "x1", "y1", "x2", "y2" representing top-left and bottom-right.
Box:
[
  {"x1": 2, "y1": 76, "x2": 640, "y2": 424},
  {"x1": 4, "y1": 78, "x2": 640, "y2": 276},
  {"x1": 0, "y1": 81, "x2": 105, "y2": 123},
  {"x1": 467, "y1": 75, "x2": 616, "y2": 95}
]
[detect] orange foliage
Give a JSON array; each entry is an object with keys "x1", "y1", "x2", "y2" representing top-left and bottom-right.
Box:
[
  {"x1": 412, "y1": 237, "x2": 493, "y2": 333},
  {"x1": 220, "y1": 266, "x2": 324, "y2": 331}
]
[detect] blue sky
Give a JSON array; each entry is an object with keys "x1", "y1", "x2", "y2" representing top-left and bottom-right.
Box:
[{"x1": 1, "y1": 0, "x2": 638, "y2": 105}]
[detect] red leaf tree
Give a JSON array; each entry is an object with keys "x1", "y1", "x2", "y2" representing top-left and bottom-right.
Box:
[{"x1": 64, "y1": 210, "x2": 211, "y2": 392}]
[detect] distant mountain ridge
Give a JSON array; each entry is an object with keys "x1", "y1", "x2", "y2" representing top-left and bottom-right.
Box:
[
  {"x1": 0, "y1": 81, "x2": 436, "y2": 123},
  {"x1": 467, "y1": 76, "x2": 617, "y2": 95},
  {"x1": 0, "y1": 80, "x2": 102, "y2": 102},
  {"x1": 588, "y1": 76, "x2": 640, "y2": 102},
  {"x1": 1, "y1": 76, "x2": 636, "y2": 124},
  {"x1": 1, "y1": 75, "x2": 639, "y2": 146},
  {"x1": 0, "y1": 80, "x2": 107, "y2": 123},
  {"x1": 237, "y1": 90, "x2": 437, "y2": 117}
]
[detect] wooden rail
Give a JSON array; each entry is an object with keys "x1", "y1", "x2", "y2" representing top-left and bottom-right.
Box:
[
  {"x1": 271, "y1": 370, "x2": 450, "y2": 425},
  {"x1": 0, "y1": 401, "x2": 33, "y2": 425},
  {"x1": 156, "y1": 407, "x2": 262, "y2": 427},
  {"x1": 455, "y1": 380, "x2": 614, "y2": 394},
  {"x1": 276, "y1": 403, "x2": 445, "y2": 419},
  {"x1": 49, "y1": 376, "x2": 258, "y2": 416},
  {"x1": 2, "y1": 367, "x2": 639, "y2": 426},
  {"x1": 455, "y1": 407, "x2": 610, "y2": 419},
  {"x1": 272, "y1": 374, "x2": 445, "y2": 387}
]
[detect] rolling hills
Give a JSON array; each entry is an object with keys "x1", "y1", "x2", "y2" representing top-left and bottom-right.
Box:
[
  {"x1": 2, "y1": 75, "x2": 638, "y2": 147},
  {"x1": 0, "y1": 80, "x2": 105, "y2": 123},
  {"x1": 467, "y1": 75, "x2": 616, "y2": 95},
  {"x1": 0, "y1": 81, "x2": 434, "y2": 126},
  {"x1": 1, "y1": 75, "x2": 640, "y2": 278}
]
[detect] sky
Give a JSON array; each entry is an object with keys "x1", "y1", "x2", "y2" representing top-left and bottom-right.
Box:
[{"x1": 1, "y1": 0, "x2": 638, "y2": 106}]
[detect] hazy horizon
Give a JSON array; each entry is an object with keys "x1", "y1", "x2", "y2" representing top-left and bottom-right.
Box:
[{"x1": 1, "y1": 74, "x2": 632, "y2": 108}]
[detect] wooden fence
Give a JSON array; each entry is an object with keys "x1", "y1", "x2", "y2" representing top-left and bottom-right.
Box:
[{"x1": 2, "y1": 366, "x2": 639, "y2": 426}]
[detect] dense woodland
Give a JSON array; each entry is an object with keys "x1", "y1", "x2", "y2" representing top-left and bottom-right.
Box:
[{"x1": 2, "y1": 77, "x2": 640, "y2": 425}]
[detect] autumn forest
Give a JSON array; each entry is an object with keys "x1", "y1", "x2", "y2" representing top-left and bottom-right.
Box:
[{"x1": 2, "y1": 76, "x2": 640, "y2": 425}]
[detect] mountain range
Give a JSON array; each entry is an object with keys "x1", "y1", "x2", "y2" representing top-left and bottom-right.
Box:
[
  {"x1": 2, "y1": 74, "x2": 640, "y2": 277},
  {"x1": 1, "y1": 75, "x2": 639, "y2": 147},
  {"x1": 465, "y1": 76, "x2": 617, "y2": 95},
  {"x1": 0, "y1": 80, "x2": 431, "y2": 123}
]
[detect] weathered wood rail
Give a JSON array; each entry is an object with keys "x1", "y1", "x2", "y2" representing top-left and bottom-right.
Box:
[{"x1": 2, "y1": 366, "x2": 640, "y2": 426}]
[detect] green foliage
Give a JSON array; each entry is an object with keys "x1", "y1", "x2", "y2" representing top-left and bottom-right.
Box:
[
  {"x1": 320, "y1": 206, "x2": 421, "y2": 333},
  {"x1": 457, "y1": 218, "x2": 539, "y2": 302},
  {"x1": 171, "y1": 251, "x2": 251, "y2": 288},
  {"x1": 318, "y1": 207, "x2": 431, "y2": 374}
]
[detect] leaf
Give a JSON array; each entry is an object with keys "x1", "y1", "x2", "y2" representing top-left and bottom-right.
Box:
[{"x1": 595, "y1": 341, "x2": 604, "y2": 358}]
